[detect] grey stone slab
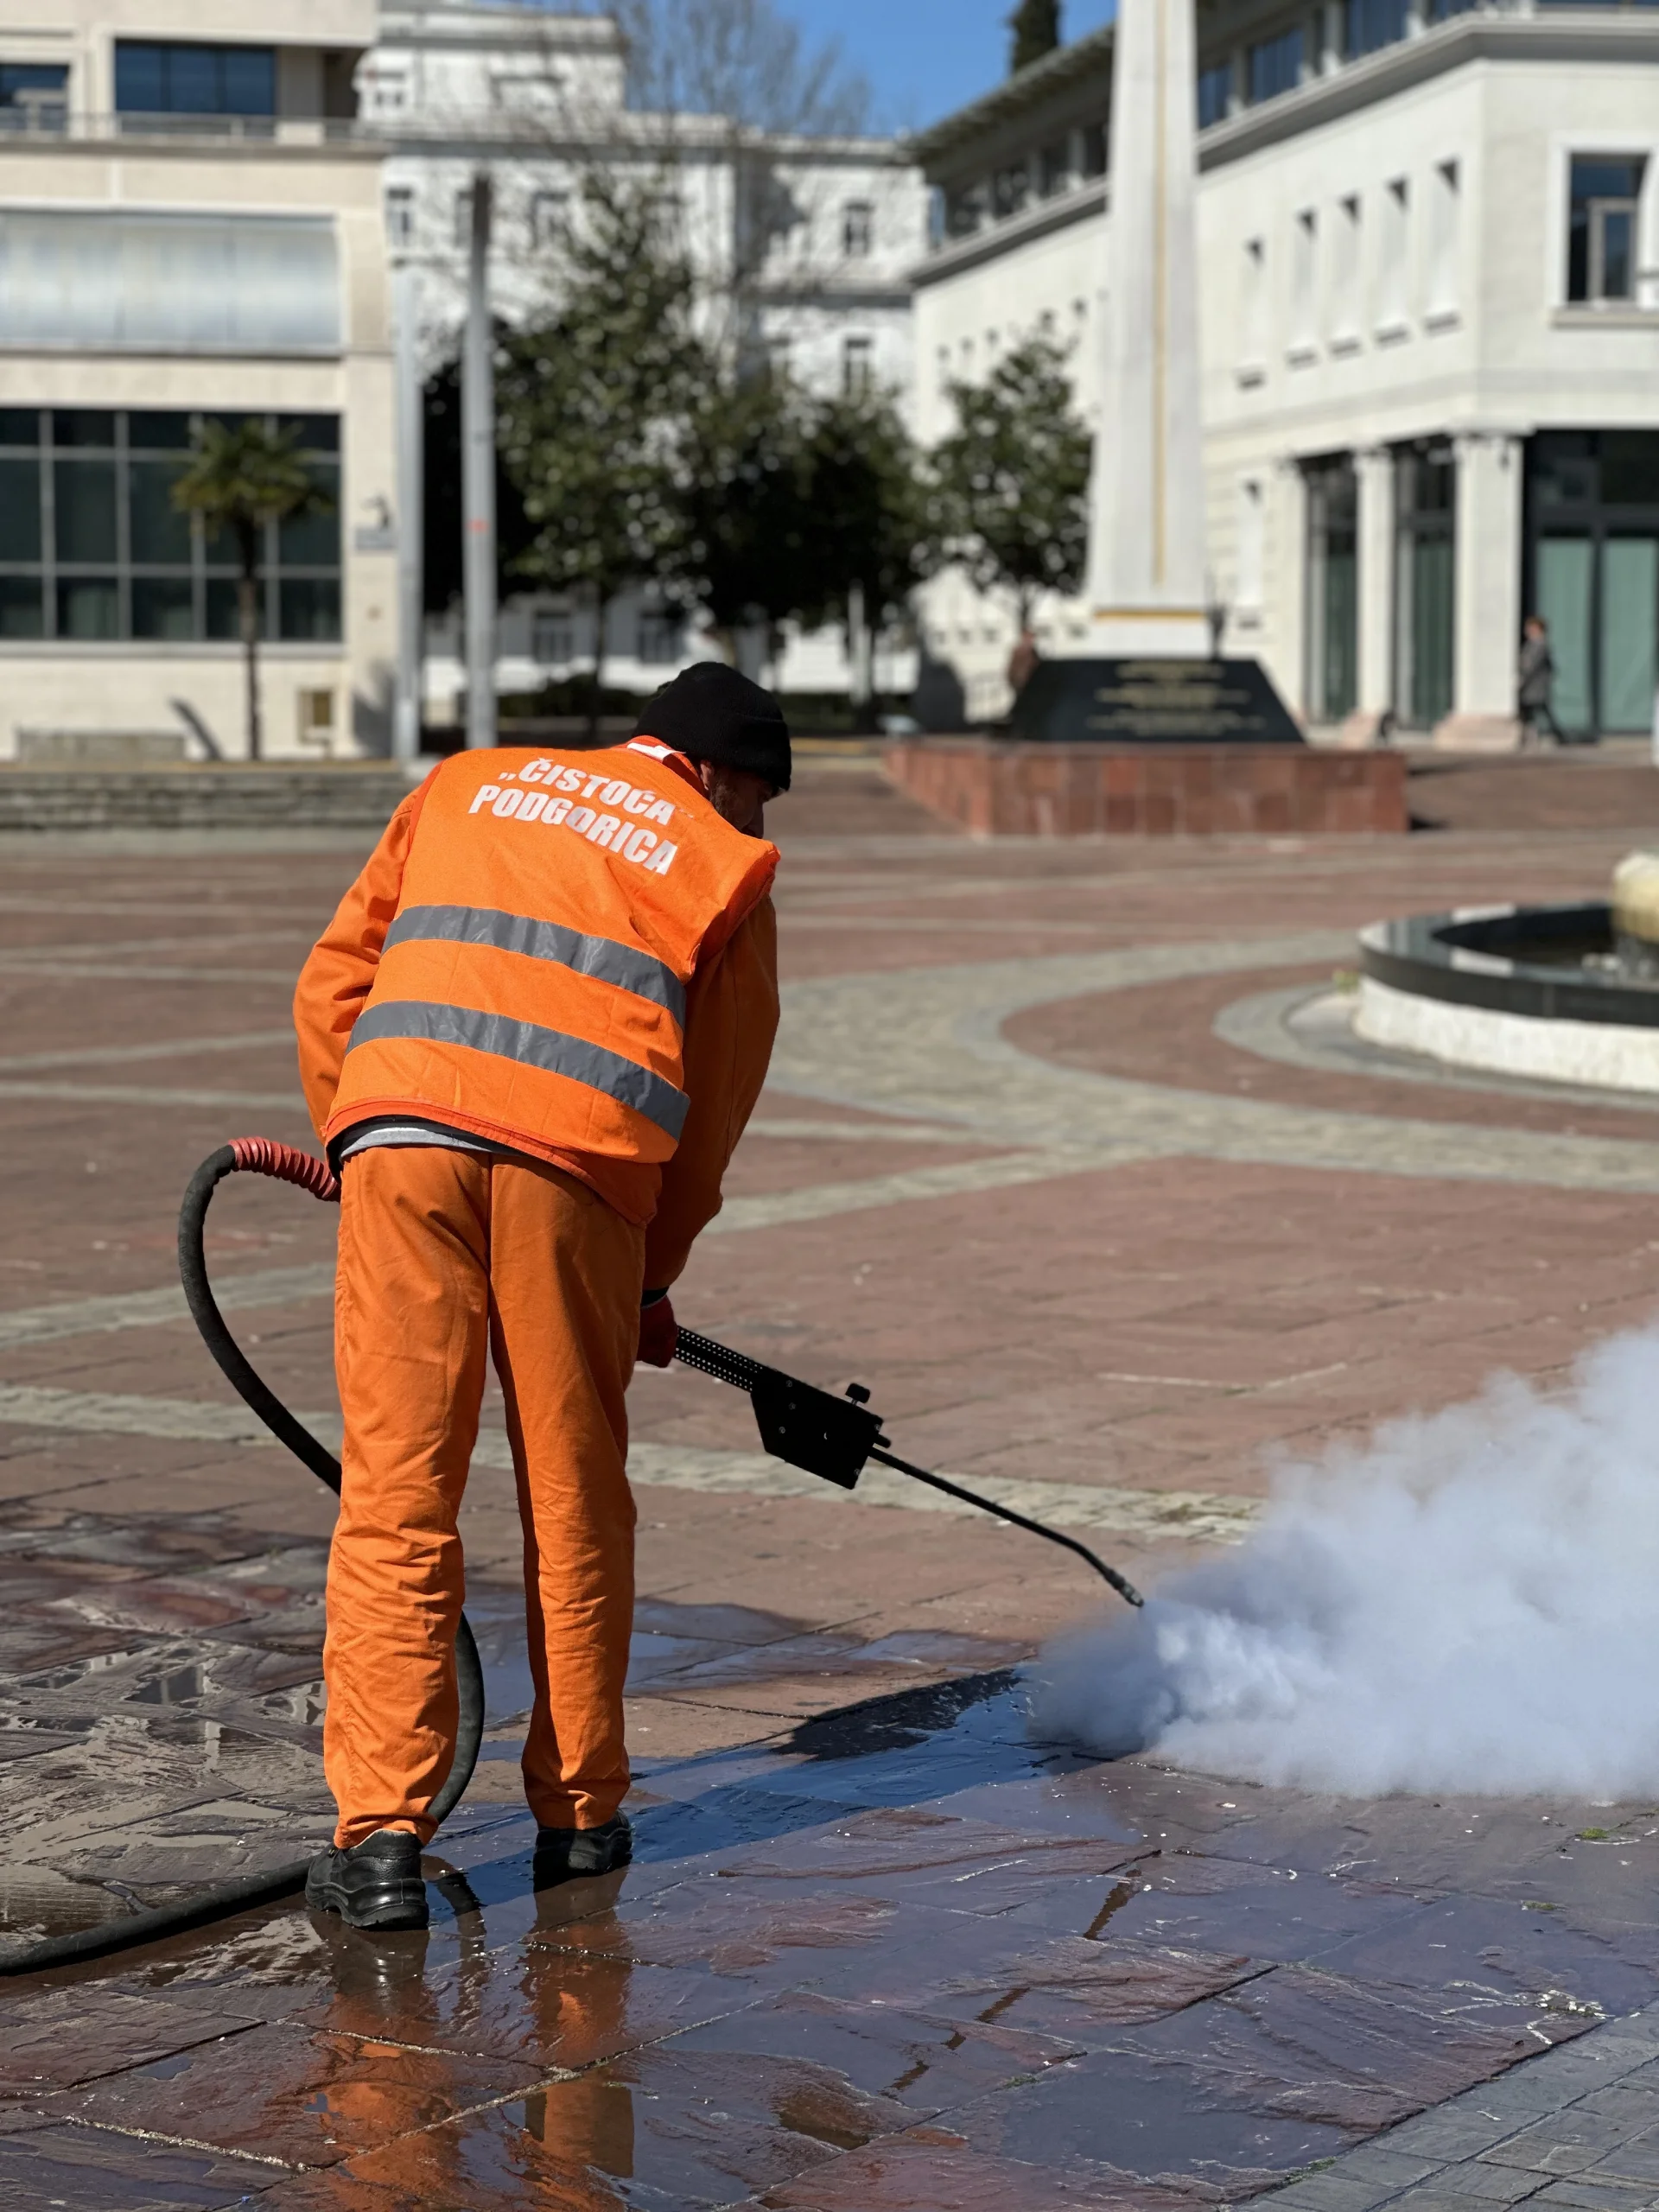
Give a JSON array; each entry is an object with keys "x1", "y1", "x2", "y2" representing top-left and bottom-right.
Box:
[
  {"x1": 1264, "y1": 2174, "x2": 1404, "y2": 2212},
  {"x1": 1573, "y1": 2091, "x2": 1659, "y2": 2129},
  {"x1": 1588, "y1": 2141, "x2": 1659, "y2": 2188},
  {"x1": 1333, "y1": 2148, "x2": 1452, "y2": 2190},
  {"x1": 1388, "y1": 2191, "x2": 1548, "y2": 2212},
  {"x1": 1445, "y1": 2164, "x2": 1561, "y2": 2203},
  {"x1": 1522, "y1": 2182, "x2": 1652, "y2": 2211},
  {"x1": 1484, "y1": 2118, "x2": 1643, "y2": 2177},
  {"x1": 1386, "y1": 2113, "x2": 1535, "y2": 2159}
]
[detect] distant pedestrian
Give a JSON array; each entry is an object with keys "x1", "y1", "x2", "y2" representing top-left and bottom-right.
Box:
[
  {"x1": 1517, "y1": 615, "x2": 1565, "y2": 747},
  {"x1": 1007, "y1": 626, "x2": 1041, "y2": 694}
]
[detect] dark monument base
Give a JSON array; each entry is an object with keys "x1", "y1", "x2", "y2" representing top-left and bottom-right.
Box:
[{"x1": 1007, "y1": 657, "x2": 1305, "y2": 747}]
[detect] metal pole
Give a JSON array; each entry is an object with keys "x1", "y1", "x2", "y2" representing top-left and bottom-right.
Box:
[
  {"x1": 462, "y1": 168, "x2": 495, "y2": 749},
  {"x1": 391, "y1": 257, "x2": 424, "y2": 768}
]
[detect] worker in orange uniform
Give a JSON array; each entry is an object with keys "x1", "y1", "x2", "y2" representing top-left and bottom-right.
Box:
[{"x1": 291, "y1": 663, "x2": 786, "y2": 1929}]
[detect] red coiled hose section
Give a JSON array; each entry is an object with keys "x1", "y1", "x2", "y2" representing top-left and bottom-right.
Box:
[{"x1": 229, "y1": 1136, "x2": 340, "y2": 1205}]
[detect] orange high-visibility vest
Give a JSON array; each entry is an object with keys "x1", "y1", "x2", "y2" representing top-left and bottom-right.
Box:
[{"x1": 325, "y1": 743, "x2": 778, "y2": 1166}]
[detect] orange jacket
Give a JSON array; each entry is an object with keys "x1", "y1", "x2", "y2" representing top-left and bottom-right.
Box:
[{"x1": 295, "y1": 743, "x2": 779, "y2": 1285}]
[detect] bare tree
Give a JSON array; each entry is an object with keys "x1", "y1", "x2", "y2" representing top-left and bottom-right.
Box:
[{"x1": 607, "y1": 0, "x2": 872, "y2": 137}]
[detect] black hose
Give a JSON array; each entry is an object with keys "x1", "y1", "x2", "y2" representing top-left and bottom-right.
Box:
[{"x1": 0, "y1": 1143, "x2": 485, "y2": 1977}]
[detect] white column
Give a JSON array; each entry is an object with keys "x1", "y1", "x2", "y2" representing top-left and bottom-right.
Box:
[
  {"x1": 1082, "y1": 0, "x2": 1211, "y2": 658},
  {"x1": 1346, "y1": 444, "x2": 1395, "y2": 743},
  {"x1": 462, "y1": 170, "x2": 496, "y2": 751},
  {"x1": 391, "y1": 258, "x2": 424, "y2": 770},
  {"x1": 1436, "y1": 430, "x2": 1523, "y2": 750},
  {"x1": 1264, "y1": 456, "x2": 1307, "y2": 721}
]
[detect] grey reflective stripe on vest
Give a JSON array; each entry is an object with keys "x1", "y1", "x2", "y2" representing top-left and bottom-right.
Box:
[
  {"x1": 346, "y1": 1000, "x2": 689, "y2": 1141},
  {"x1": 384, "y1": 904, "x2": 685, "y2": 1025}
]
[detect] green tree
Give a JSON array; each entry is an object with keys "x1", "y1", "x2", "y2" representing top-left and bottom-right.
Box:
[
  {"x1": 1008, "y1": 0, "x2": 1063, "y2": 73},
  {"x1": 672, "y1": 372, "x2": 924, "y2": 716},
  {"x1": 926, "y1": 335, "x2": 1091, "y2": 631},
  {"x1": 171, "y1": 418, "x2": 334, "y2": 760},
  {"x1": 794, "y1": 388, "x2": 925, "y2": 721},
  {"x1": 497, "y1": 174, "x2": 707, "y2": 733},
  {"x1": 674, "y1": 368, "x2": 815, "y2": 668}
]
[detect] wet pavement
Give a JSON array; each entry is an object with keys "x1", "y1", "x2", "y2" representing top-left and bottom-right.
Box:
[
  {"x1": 4, "y1": 1669, "x2": 1659, "y2": 2207},
  {"x1": 4, "y1": 760, "x2": 1659, "y2": 2200}
]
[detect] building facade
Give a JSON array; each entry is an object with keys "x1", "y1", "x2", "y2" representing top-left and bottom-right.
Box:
[
  {"x1": 0, "y1": 1, "x2": 397, "y2": 760},
  {"x1": 911, "y1": 1, "x2": 1659, "y2": 742},
  {"x1": 370, "y1": 2, "x2": 926, "y2": 713}
]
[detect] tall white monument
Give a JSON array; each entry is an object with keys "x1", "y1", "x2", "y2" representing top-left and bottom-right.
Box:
[{"x1": 1083, "y1": 0, "x2": 1211, "y2": 658}]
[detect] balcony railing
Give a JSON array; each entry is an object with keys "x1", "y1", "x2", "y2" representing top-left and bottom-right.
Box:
[{"x1": 0, "y1": 110, "x2": 375, "y2": 146}]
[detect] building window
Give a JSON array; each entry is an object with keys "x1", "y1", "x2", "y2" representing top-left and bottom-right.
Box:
[
  {"x1": 529, "y1": 191, "x2": 568, "y2": 250},
  {"x1": 0, "y1": 409, "x2": 340, "y2": 646},
  {"x1": 1236, "y1": 477, "x2": 1265, "y2": 609},
  {"x1": 0, "y1": 64, "x2": 67, "y2": 133},
  {"x1": 369, "y1": 73, "x2": 408, "y2": 113},
  {"x1": 1428, "y1": 0, "x2": 1479, "y2": 19},
  {"x1": 842, "y1": 199, "x2": 874, "y2": 257},
  {"x1": 637, "y1": 607, "x2": 681, "y2": 664},
  {"x1": 842, "y1": 334, "x2": 874, "y2": 395},
  {"x1": 113, "y1": 41, "x2": 275, "y2": 118},
  {"x1": 1306, "y1": 457, "x2": 1358, "y2": 721},
  {"x1": 1079, "y1": 123, "x2": 1107, "y2": 178},
  {"x1": 1290, "y1": 209, "x2": 1318, "y2": 352},
  {"x1": 1345, "y1": 0, "x2": 1409, "y2": 60},
  {"x1": 1395, "y1": 444, "x2": 1456, "y2": 728},
  {"x1": 992, "y1": 162, "x2": 1030, "y2": 220},
  {"x1": 1427, "y1": 160, "x2": 1459, "y2": 316},
  {"x1": 1248, "y1": 25, "x2": 1303, "y2": 104},
  {"x1": 533, "y1": 608, "x2": 575, "y2": 664},
  {"x1": 1332, "y1": 195, "x2": 1362, "y2": 342},
  {"x1": 1379, "y1": 177, "x2": 1410, "y2": 329},
  {"x1": 944, "y1": 181, "x2": 986, "y2": 238},
  {"x1": 1038, "y1": 138, "x2": 1073, "y2": 195},
  {"x1": 1241, "y1": 236, "x2": 1268, "y2": 370},
  {"x1": 1567, "y1": 155, "x2": 1644, "y2": 304},
  {"x1": 1528, "y1": 430, "x2": 1659, "y2": 737},
  {"x1": 385, "y1": 188, "x2": 415, "y2": 249},
  {"x1": 1197, "y1": 62, "x2": 1232, "y2": 128}
]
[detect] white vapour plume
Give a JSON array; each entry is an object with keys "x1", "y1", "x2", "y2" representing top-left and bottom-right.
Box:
[{"x1": 1030, "y1": 1323, "x2": 1659, "y2": 1797}]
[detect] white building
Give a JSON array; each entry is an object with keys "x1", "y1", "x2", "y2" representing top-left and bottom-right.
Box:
[
  {"x1": 369, "y1": 2, "x2": 926, "y2": 713},
  {"x1": 911, "y1": 1, "x2": 1659, "y2": 743},
  {"x1": 0, "y1": 1, "x2": 397, "y2": 759}
]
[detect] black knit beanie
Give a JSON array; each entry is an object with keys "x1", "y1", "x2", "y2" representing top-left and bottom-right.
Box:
[{"x1": 632, "y1": 663, "x2": 791, "y2": 792}]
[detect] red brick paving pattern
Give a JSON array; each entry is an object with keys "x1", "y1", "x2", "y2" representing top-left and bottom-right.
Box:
[{"x1": 5, "y1": 754, "x2": 1659, "y2": 2202}]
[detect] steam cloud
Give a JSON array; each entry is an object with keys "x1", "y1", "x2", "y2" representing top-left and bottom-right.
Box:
[{"x1": 1030, "y1": 1324, "x2": 1659, "y2": 1796}]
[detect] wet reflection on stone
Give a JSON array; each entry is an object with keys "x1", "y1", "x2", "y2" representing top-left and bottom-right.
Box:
[{"x1": 8, "y1": 1510, "x2": 1659, "y2": 2202}]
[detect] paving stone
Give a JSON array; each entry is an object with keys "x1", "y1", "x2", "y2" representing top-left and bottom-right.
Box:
[
  {"x1": 7, "y1": 787, "x2": 1659, "y2": 2202},
  {"x1": 1484, "y1": 2116, "x2": 1648, "y2": 2176}
]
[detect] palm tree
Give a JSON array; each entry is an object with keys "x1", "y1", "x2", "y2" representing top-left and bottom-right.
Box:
[{"x1": 172, "y1": 420, "x2": 334, "y2": 760}]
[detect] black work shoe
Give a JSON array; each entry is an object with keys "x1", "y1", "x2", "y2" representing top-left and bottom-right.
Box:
[
  {"x1": 306, "y1": 1828, "x2": 429, "y2": 1930},
  {"x1": 532, "y1": 1812, "x2": 632, "y2": 1886}
]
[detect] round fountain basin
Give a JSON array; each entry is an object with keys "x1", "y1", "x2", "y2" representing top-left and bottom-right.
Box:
[{"x1": 1357, "y1": 903, "x2": 1659, "y2": 1092}]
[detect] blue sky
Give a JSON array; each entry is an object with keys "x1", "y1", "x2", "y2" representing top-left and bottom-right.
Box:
[{"x1": 789, "y1": 1, "x2": 1115, "y2": 132}]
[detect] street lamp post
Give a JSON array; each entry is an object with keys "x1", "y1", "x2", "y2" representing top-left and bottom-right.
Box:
[{"x1": 462, "y1": 168, "x2": 496, "y2": 750}]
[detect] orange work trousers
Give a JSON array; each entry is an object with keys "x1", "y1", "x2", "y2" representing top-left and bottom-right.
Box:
[{"x1": 324, "y1": 1144, "x2": 644, "y2": 1848}]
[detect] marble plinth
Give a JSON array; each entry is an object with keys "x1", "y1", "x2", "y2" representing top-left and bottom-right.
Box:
[{"x1": 885, "y1": 737, "x2": 1408, "y2": 838}]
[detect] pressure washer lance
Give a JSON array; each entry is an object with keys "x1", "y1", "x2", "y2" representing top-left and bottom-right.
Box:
[
  {"x1": 673, "y1": 1330, "x2": 1143, "y2": 1609},
  {"x1": 0, "y1": 1136, "x2": 1138, "y2": 1977}
]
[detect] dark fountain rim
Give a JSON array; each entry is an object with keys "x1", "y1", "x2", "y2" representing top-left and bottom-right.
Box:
[{"x1": 1359, "y1": 902, "x2": 1659, "y2": 1031}]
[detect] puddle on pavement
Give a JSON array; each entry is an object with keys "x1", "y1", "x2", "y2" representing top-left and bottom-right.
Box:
[{"x1": 7, "y1": 1505, "x2": 1659, "y2": 2205}]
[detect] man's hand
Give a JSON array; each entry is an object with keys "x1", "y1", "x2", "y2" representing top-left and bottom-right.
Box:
[{"x1": 637, "y1": 1294, "x2": 678, "y2": 1369}]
